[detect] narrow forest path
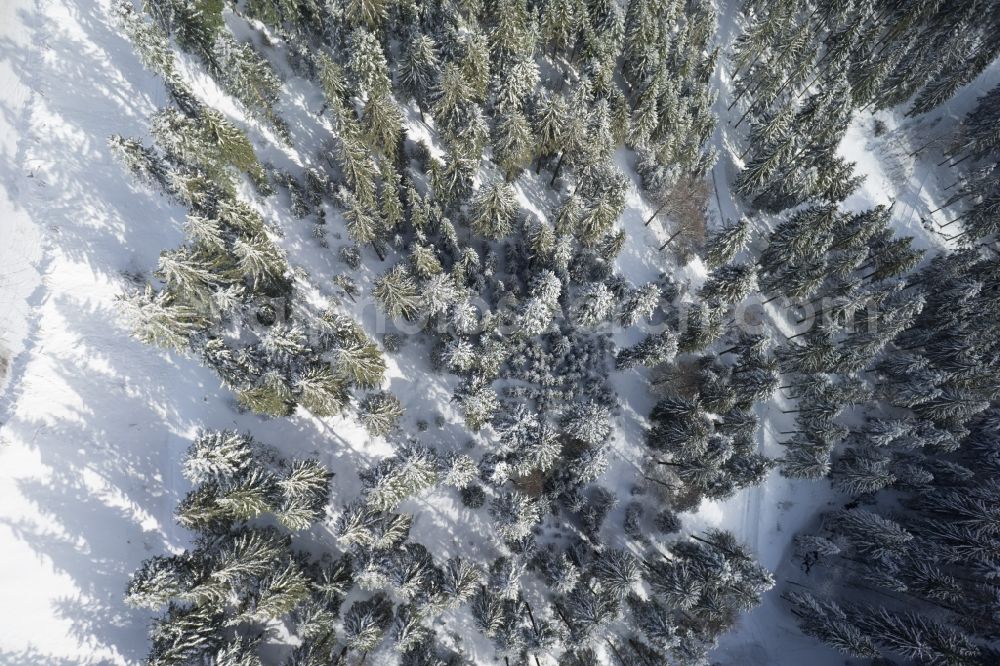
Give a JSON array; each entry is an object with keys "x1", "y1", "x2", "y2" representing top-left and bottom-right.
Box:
[{"x1": 698, "y1": 13, "x2": 844, "y2": 659}]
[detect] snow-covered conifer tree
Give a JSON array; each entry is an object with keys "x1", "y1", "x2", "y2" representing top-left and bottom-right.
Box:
[
  {"x1": 704, "y1": 217, "x2": 751, "y2": 269},
  {"x1": 490, "y1": 491, "x2": 540, "y2": 543},
  {"x1": 470, "y1": 179, "x2": 518, "y2": 240},
  {"x1": 358, "y1": 391, "x2": 404, "y2": 437}
]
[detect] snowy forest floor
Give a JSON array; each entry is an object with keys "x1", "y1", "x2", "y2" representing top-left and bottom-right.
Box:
[{"x1": 0, "y1": 0, "x2": 998, "y2": 664}]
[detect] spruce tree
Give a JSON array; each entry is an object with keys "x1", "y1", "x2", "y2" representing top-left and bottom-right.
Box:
[
  {"x1": 398, "y1": 33, "x2": 440, "y2": 118},
  {"x1": 470, "y1": 179, "x2": 518, "y2": 240},
  {"x1": 700, "y1": 263, "x2": 757, "y2": 305},
  {"x1": 374, "y1": 265, "x2": 422, "y2": 322},
  {"x1": 704, "y1": 217, "x2": 751, "y2": 269},
  {"x1": 118, "y1": 286, "x2": 207, "y2": 352},
  {"x1": 359, "y1": 391, "x2": 405, "y2": 437},
  {"x1": 490, "y1": 491, "x2": 540, "y2": 543},
  {"x1": 348, "y1": 28, "x2": 392, "y2": 98},
  {"x1": 616, "y1": 331, "x2": 678, "y2": 370},
  {"x1": 493, "y1": 110, "x2": 535, "y2": 181}
]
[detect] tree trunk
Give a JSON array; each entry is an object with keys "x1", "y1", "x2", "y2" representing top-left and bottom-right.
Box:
[
  {"x1": 549, "y1": 152, "x2": 565, "y2": 186},
  {"x1": 644, "y1": 475, "x2": 676, "y2": 489},
  {"x1": 523, "y1": 600, "x2": 538, "y2": 631},
  {"x1": 553, "y1": 601, "x2": 575, "y2": 633},
  {"x1": 659, "y1": 229, "x2": 683, "y2": 250},
  {"x1": 907, "y1": 135, "x2": 940, "y2": 157},
  {"x1": 711, "y1": 166, "x2": 724, "y2": 216},
  {"x1": 727, "y1": 79, "x2": 753, "y2": 111},
  {"x1": 734, "y1": 99, "x2": 760, "y2": 129},
  {"x1": 796, "y1": 66, "x2": 826, "y2": 102},
  {"x1": 606, "y1": 639, "x2": 628, "y2": 666},
  {"x1": 937, "y1": 153, "x2": 957, "y2": 167},
  {"x1": 928, "y1": 192, "x2": 969, "y2": 213},
  {"x1": 949, "y1": 152, "x2": 974, "y2": 167},
  {"x1": 689, "y1": 533, "x2": 741, "y2": 559},
  {"x1": 645, "y1": 201, "x2": 668, "y2": 226}
]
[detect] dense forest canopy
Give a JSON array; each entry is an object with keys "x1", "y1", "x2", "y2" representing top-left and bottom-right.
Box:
[{"x1": 100, "y1": 0, "x2": 1000, "y2": 663}]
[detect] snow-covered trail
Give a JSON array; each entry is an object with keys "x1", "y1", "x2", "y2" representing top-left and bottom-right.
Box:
[{"x1": 696, "y1": 19, "x2": 844, "y2": 663}]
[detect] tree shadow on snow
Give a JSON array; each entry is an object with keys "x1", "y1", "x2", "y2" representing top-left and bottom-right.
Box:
[{"x1": 0, "y1": 3, "x2": 356, "y2": 661}]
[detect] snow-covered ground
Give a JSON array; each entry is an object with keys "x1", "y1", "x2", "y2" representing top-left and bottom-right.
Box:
[
  {"x1": 0, "y1": 0, "x2": 997, "y2": 664},
  {"x1": 0, "y1": 0, "x2": 44, "y2": 401},
  {"x1": 0, "y1": 1, "x2": 347, "y2": 662},
  {"x1": 0, "y1": 1, "x2": 205, "y2": 661}
]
